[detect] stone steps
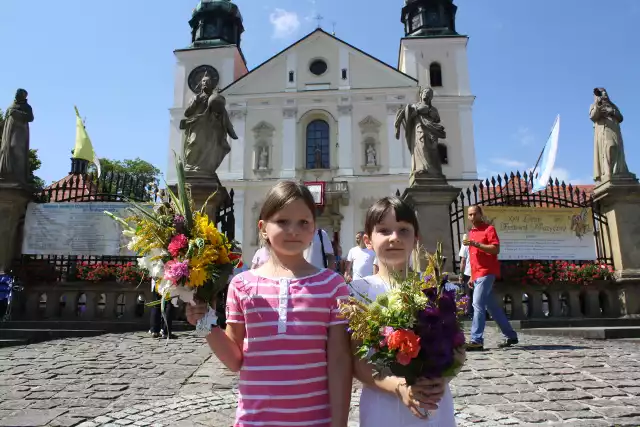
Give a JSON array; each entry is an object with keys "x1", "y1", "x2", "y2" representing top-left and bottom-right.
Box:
[
  {"x1": 522, "y1": 326, "x2": 640, "y2": 340},
  {"x1": 0, "y1": 338, "x2": 29, "y2": 348},
  {"x1": 0, "y1": 320, "x2": 194, "y2": 347}
]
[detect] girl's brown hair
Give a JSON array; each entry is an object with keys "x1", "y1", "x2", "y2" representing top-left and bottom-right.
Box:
[
  {"x1": 259, "y1": 180, "x2": 317, "y2": 222},
  {"x1": 364, "y1": 196, "x2": 419, "y2": 237}
]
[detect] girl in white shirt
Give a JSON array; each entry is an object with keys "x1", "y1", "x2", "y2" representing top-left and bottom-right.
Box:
[{"x1": 350, "y1": 196, "x2": 456, "y2": 427}]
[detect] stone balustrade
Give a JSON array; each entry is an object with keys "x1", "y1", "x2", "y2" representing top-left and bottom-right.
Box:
[
  {"x1": 8, "y1": 279, "x2": 640, "y2": 322},
  {"x1": 491, "y1": 279, "x2": 640, "y2": 319},
  {"x1": 12, "y1": 281, "x2": 157, "y2": 321}
]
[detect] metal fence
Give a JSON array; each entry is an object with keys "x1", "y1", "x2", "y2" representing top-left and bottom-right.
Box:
[
  {"x1": 35, "y1": 172, "x2": 156, "y2": 203},
  {"x1": 18, "y1": 177, "x2": 237, "y2": 283},
  {"x1": 449, "y1": 171, "x2": 613, "y2": 273}
]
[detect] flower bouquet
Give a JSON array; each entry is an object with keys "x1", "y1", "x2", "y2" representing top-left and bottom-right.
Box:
[
  {"x1": 105, "y1": 156, "x2": 243, "y2": 335},
  {"x1": 340, "y1": 242, "x2": 468, "y2": 386}
]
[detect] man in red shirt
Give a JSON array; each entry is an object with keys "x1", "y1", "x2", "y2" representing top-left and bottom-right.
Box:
[{"x1": 463, "y1": 205, "x2": 518, "y2": 351}]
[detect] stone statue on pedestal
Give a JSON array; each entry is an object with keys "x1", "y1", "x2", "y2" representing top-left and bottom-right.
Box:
[
  {"x1": 0, "y1": 89, "x2": 34, "y2": 184},
  {"x1": 394, "y1": 87, "x2": 446, "y2": 180},
  {"x1": 591, "y1": 88, "x2": 631, "y2": 182},
  {"x1": 180, "y1": 74, "x2": 237, "y2": 176}
]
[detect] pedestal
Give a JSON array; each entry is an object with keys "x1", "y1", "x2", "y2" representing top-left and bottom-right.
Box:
[
  {"x1": 183, "y1": 172, "x2": 229, "y2": 223},
  {"x1": 0, "y1": 181, "x2": 33, "y2": 273},
  {"x1": 402, "y1": 176, "x2": 460, "y2": 272},
  {"x1": 593, "y1": 175, "x2": 640, "y2": 280}
]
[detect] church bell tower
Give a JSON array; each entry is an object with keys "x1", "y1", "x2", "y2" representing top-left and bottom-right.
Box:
[
  {"x1": 401, "y1": 0, "x2": 459, "y2": 37},
  {"x1": 166, "y1": 0, "x2": 248, "y2": 184},
  {"x1": 398, "y1": 0, "x2": 477, "y2": 181},
  {"x1": 189, "y1": 0, "x2": 244, "y2": 48}
]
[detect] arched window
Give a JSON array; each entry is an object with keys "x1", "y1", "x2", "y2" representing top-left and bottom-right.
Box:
[
  {"x1": 438, "y1": 143, "x2": 448, "y2": 165},
  {"x1": 429, "y1": 62, "x2": 443, "y2": 87},
  {"x1": 306, "y1": 120, "x2": 330, "y2": 169}
]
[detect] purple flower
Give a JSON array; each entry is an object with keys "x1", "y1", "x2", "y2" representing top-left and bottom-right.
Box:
[{"x1": 173, "y1": 215, "x2": 186, "y2": 233}]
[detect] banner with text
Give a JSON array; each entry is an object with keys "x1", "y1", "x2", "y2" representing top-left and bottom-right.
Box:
[
  {"x1": 472, "y1": 206, "x2": 597, "y2": 261},
  {"x1": 22, "y1": 202, "x2": 138, "y2": 256}
]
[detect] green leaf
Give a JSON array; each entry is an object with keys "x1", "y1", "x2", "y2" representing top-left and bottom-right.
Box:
[
  {"x1": 174, "y1": 154, "x2": 193, "y2": 232},
  {"x1": 162, "y1": 179, "x2": 185, "y2": 216}
]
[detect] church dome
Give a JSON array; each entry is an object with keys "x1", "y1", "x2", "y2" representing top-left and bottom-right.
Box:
[
  {"x1": 189, "y1": 0, "x2": 244, "y2": 48},
  {"x1": 401, "y1": 0, "x2": 459, "y2": 37}
]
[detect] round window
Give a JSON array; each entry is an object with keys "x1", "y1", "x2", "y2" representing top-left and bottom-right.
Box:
[{"x1": 309, "y1": 59, "x2": 328, "y2": 76}]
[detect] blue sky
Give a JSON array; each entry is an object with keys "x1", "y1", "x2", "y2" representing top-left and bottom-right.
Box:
[{"x1": 1, "y1": 0, "x2": 638, "y2": 185}]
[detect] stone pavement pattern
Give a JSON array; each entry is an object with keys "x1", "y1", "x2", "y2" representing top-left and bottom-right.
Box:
[{"x1": 1, "y1": 330, "x2": 640, "y2": 426}]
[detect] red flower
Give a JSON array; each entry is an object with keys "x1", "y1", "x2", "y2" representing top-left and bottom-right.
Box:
[{"x1": 387, "y1": 329, "x2": 421, "y2": 365}]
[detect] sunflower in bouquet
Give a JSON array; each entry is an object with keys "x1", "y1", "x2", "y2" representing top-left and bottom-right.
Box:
[
  {"x1": 105, "y1": 156, "x2": 242, "y2": 331},
  {"x1": 340, "y1": 242, "x2": 468, "y2": 385}
]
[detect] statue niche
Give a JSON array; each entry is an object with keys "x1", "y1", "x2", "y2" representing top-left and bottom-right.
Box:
[{"x1": 252, "y1": 121, "x2": 275, "y2": 176}]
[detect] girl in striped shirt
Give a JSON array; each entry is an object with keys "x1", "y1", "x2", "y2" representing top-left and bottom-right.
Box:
[{"x1": 186, "y1": 181, "x2": 352, "y2": 427}]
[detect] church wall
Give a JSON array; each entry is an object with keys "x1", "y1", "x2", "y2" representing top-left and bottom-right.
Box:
[
  {"x1": 295, "y1": 36, "x2": 341, "y2": 90},
  {"x1": 349, "y1": 56, "x2": 416, "y2": 90},
  {"x1": 244, "y1": 108, "x2": 283, "y2": 179},
  {"x1": 351, "y1": 102, "x2": 394, "y2": 175},
  {"x1": 400, "y1": 37, "x2": 471, "y2": 97}
]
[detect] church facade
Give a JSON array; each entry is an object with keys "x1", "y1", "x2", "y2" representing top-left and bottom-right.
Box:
[{"x1": 166, "y1": 0, "x2": 477, "y2": 258}]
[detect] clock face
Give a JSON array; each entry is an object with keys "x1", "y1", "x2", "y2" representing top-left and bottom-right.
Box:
[{"x1": 188, "y1": 65, "x2": 220, "y2": 93}]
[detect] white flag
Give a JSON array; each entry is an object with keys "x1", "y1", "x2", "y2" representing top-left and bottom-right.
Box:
[{"x1": 532, "y1": 115, "x2": 560, "y2": 193}]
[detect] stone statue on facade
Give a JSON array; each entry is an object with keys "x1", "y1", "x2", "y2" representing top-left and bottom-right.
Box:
[
  {"x1": 258, "y1": 147, "x2": 269, "y2": 170},
  {"x1": 590, "y1": 88, "x2": 631, "y2": 181},
  {"x1": 366, "y1": 144, "x2": 377, "y2": 166},
  {"x1": 0, "y1": 89, "x2": 34, "y2": 184},
  {"x1": 394, "y1": 87, "x2": 446, "y2": 179},
  {"x1": 180, "y1": 74, "x2": 237, "y2": 176}
]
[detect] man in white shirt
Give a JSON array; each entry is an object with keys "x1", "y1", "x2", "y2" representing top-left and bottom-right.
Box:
[
  {"x1": 345, "y1": 232, "x2": 375, "y2": 283},
  {"x1": 304, "y1": 228, "x2": 335, "y2": 270}
]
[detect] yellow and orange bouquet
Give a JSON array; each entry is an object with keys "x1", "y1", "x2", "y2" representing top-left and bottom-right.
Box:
[{"x1": 105, "y1": 157, "x2": 242, "y2": 333}]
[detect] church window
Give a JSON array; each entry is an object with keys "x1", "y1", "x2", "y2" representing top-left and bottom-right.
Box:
[
  {"x1": 341, "y1": 68, "x2": 348, "y2": 80},
  {"x1": 430, "y1": 62, "x2": 443, "y2": 87},
  {"x1": 411, "y1": 13, "x2": 423, "y2": 32},
  {"x1": 309, "y1": 59, "x2": 328, "y2": 76},
  {"x1": 289, "y1": 71, "x2": 295, "y2": 83},
  {"x1": 306, "y1": 120, "x2": 330, "y2": 169},
  {"x1": 203, "y1": 23, "x2": 217, "y2": 38},
  {"x1": 438, "y1": 143, "x2": 448, "y2": 165}
]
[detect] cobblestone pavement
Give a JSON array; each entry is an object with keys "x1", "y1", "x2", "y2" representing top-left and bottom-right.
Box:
[{"x1": 1, "y1": 330, "x2": 640, "y2": 426}]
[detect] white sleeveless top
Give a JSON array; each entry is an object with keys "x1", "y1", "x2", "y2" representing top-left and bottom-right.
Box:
[{"x1": 350, "y1": 275, "x2": 457, "y2": 427}]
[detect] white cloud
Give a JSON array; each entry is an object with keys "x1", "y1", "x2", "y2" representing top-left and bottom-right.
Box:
[
  {"x1": 269, "y1": 9, "x2": 300, "y2": 39},
  {"x1": 490, "y1": 158, "x2": 526, "y2": 169},
  {"x1": 533, "y1": 167, "x2": 591, "y2": 186},
  {"x1": 513, "y1": 126, "x2": 535, "y2": 146}
]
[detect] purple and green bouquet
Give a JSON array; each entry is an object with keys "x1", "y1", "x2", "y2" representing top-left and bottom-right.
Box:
[{"x1": 340, "y1": 242, "x2": 468, "y2": 385}]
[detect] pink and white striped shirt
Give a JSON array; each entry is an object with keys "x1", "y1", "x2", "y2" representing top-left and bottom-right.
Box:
[{"x1": 226, "y1": 269, "x2": 349, "y2": 427}]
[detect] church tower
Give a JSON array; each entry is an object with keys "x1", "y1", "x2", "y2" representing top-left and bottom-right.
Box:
[
  {"x1": 398, "y1": 0, "x2": 477, "y2": 180},
  {"x1": 166, "y1": 0, "x2": 249, "y2": 184}
]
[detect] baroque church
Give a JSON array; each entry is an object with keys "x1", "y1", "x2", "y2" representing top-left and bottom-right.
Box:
[{"x1": 166, "y1": 0, "x2": 478, "y2": 257}]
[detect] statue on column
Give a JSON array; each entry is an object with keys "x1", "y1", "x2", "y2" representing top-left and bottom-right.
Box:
[
  {"x1": 590, "y1": 88, "x2": 631, "y2": 182},
  {"x1": 0, "y1": 89, "x2": 34, "y2": 184},
  {"x1": 180, "y1": 74, "x2": 237, "y2": 176},
  {"x1": 394, "y1": 87, "x2": 446, "y2": 179}
]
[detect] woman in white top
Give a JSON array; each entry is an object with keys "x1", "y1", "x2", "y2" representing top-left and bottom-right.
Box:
[{"x1": 350, "y1": 197, "x2": 456, "y2": 427}]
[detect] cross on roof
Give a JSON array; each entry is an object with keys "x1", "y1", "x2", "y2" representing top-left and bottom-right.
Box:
[{"x1": 314, "y1": 14, "x2": 324, "y2": 28}]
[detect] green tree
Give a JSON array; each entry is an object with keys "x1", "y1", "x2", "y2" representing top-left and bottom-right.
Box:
[{"x1": 1, "y1": 108, "x2": 45, "y2": 189}]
